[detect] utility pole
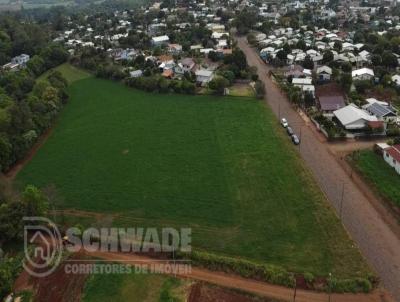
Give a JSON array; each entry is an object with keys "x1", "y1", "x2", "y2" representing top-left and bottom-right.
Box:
[
  {"x1": 328, "y1": 272, "x2": 332, "y2": 302},
  {"x1": 293, "y1": 277, "x2": 297, "y2": 302}
]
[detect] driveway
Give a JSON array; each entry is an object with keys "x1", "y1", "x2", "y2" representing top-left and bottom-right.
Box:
[{"x1": 236, "y1": 36, "x2": 400, "y2": 301}]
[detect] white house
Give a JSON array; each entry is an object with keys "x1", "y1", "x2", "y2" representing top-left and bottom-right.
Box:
[
  {"x1": 174, "y1": 58, "x2": 196, "y2": 75},
  {"x1": 333, "y1": 104, "x2": 378, "y2": 130},
  {"x1": 392, "y1": 74, "x2": 400, "y2": 86},
  {"x1": 292, "y1": 78, "x2": 315, "y2": 96},
  {"x1": 352, "y1": 68, "x2": 374, "y2": 81},
  {"x1": 11, "y1": 54, "x2": 30, "y2": 66},
  {"x1": 151, "y1": 35, "x2": 170, "y2": 46},
  {"x1": 2, "y1": 54, "x2": 30, "y2": 71},
  {"x1": 383, "y1": 144, "x2": 400, "y2": 175},
  {"x1": 316, "y1": 66, "x2": 332, "y2": 81},
  {"x1": 129, "y1": 70, "x2": 143, "y2": 78},
  {"x1": 195, "y1": 69, "x2": 214, "y2": 85}
]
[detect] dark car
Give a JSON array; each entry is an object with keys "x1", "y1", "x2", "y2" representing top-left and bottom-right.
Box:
[
  {"x1": 291, "y1": 134, "x2": 300, "y2": 145},
  {"x1": 286, "y1": 126, "x2": 294, "y2": 136}
]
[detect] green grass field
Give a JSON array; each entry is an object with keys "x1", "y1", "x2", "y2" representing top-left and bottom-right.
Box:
[
  {"x1": 82, "y1": 272, "x2": 189, "y2": 302},
  {"x1": 16, "y1": 66, "x2": 370, "y2": 278},
  {"x1": 350, "y1": 150, "x2": 400, "y2": 208},
  {"x1": 38, "y1": 63, "x2": 92, "y2": 84}
]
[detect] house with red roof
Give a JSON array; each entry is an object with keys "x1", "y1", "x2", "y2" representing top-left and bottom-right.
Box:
[{"x1": 383, "y1": 144, "x2": 400, "y2": 175}]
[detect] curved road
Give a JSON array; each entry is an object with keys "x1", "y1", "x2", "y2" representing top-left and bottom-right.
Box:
[{"x1": 236, "y1": 36, "x2": 400, "y2": 301}]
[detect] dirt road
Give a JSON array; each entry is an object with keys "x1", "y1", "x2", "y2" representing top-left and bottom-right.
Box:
[
  {"x1": 89, "y1": 251, "x2": 391, "y2": 302},
  {"x1": 235, "y1": 36, "x2": 400, "y2": 302}
]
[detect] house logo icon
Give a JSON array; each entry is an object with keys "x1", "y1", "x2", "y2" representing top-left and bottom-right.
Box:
[{"x1": 23, "y1": 217, "x2": 63, "y2": 277}]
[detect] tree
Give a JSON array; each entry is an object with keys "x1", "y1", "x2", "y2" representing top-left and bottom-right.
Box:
[
  {"x1": 234, "y1": 7, "x2": 258, "y2": 34},
  {"x1": 219, "y1": 70, "x2": 235, "y2": 85},
  {"x1": 341, "y1": 62, "x2": 352, "y2": 73},
  {"x1": 254, "y1": 80, "x2": 265, "y2": 99},
  {"x1": 303, "y1": 55, "x2": 314, "y2": 70},
  {"x1": 22, "y1": 185, "x2": 49, "y2": 217},
  {"x1": 340, "y1": 73, "x2": 352, "y2": 93},
  {"x1": 333, "y1": 41, "x2": 342, "y2": 52},
  {"x1": 288, "y1": 86, "x2": 302, "y2": 104},
  {"x1": 382, "y1": 51, "x2": 398, "y2": 68},
  {"x1": 296, "y1": 40, "x2": 306, "y2": 51},
  {"x1": 247, "y1": 33, "x2": 256, "y2": 45},
  {"x1": 27, "y1": 55, "x2": 46, "y2": 76},
  {"x1": 276, "y1": 50, "x2": 287, "y2": 61},
  {"x1": 208, "y1": 51, "x2": 220, "y2": 62},
  {"x1": 322, "y1": 50, "x2": 334, "y2": 64},
  {"x1": 208, "y1": 76, "x2": 229, "y2": 95},
  {"x1": 371, "y1": 54, "x2": 382, "y2": 66}
]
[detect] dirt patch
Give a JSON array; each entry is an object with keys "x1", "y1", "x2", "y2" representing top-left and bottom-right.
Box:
[
  {"x1": 14, "y1": 268, "x2": 34, "y2": 293},
  {"x1": 188, "y1": 282, "x2": 277, "y2": 302},
  {"x1": 32, "y1": 254, "x2": 88, "y2": 302}
]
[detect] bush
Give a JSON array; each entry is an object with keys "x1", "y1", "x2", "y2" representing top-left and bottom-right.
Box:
[
  {"x1": 386, "y1": 126, "x2": 400, "y2": 137},
  {"x1": 176, "y1": 250, "x2": 374, "y2": 293},
  {"x1": 328, "y1": 277, "x2": 372, "y2": 293},
  {"x1": 177, "y1": 250, "x2": 295, "y2": 287}
]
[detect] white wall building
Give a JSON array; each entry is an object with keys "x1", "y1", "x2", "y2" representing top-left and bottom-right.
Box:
[{"x1": 383, "y1": 145, "x2": 400, "y2": 175}]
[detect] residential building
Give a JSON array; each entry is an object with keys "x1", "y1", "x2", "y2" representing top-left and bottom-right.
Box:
[
  {"x1": 365, "y1": 102, "x2": 398, "y2": 123},
  {"x1": 174, "y1": 58, "x2": 196, "y2": 75},
  {"x1": 316, "y1": 66, "x2": 332, "y2": 81},
  {"x1": 392, "y1": 74, "x2": 400, "y2": 86},
  {"x1": 11, "y1": 54, "x2": 30, "y2": 66},
  {"x1": 130, "y1": 70, "x2": 143, "y2": 78},
  {"x1": 334, "y1": 104, "x2": 378, "y2": 130},
  {"x1": 383, "y1": 144, "x2": 400, "y2": 175},
  {"x1": 352, "y1": 68, "x2": 374, "y2": 81},
  {"x1": 151, "y1": 35, "x2": 170, "y2": 46},
  {"x1": 195, "y1": 69, "x2": 214, "y2": 85}
]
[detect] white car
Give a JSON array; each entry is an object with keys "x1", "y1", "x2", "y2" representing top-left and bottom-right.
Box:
[{"x1": 281, "y1": 118, "x2": 288, "y2": 128}]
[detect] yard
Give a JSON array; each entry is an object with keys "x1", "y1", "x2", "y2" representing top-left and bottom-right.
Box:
[
  {"x1": 349, "y1": 149, "x2": 400, "y2": 208},
  {"x1": 16, "y1": 66, "x2": 370, "y2": 279}
]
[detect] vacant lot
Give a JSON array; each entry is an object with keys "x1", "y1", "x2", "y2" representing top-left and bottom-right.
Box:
[
  {"x1": 16, "y1": 71, "x2": 369, "y2": 278},
  {"x1": 350, "y1": 150, "x2": 400, "y2": 208}
]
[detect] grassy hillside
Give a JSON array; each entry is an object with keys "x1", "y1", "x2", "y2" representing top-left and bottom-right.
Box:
[{"x1": 16, "y1": 73, "x2": 370, "y2": 278}]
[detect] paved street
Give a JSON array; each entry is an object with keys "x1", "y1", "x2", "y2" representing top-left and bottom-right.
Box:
[{"x1": 236, "y1": 36, "x2": 400, "y2": 301}]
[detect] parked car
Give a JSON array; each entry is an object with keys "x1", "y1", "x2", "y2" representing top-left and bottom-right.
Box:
[
  {"x1": 281, "y1": 118, "x2": 288, "y2": 128},
  {"x1": 291, "y1": 134, "x2": 300, "y2": 145},
  {"x1": 286, "y1": 126, "x2": 294, "y2": 136}
]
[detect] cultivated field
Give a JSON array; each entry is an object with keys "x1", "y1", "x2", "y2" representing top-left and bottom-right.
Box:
[
  {"x1": 82, "y1": 273, "x2": 189, "y2": 302},
  {"x1": 16, "y1": 67, "x2": 370, "y2": 279},
  {"x1": 350, "y1": 150, "x2": 400, "y2": 208}
]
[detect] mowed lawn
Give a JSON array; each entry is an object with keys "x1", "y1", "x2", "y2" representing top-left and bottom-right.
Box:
[
  {"x1": 351, "y1": 150, "x2": 400, "y2": 208},
  {"x1": 16, "y1": 73, "x2": 369, "y2": 278}
]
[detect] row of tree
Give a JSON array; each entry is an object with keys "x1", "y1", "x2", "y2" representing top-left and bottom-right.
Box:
[
  {"x1": 0, "y1": 44, "x2": 69, "y2": 172},
  {"x1": 0, "y1": 184, "x2": 50, "y2": 300}
]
